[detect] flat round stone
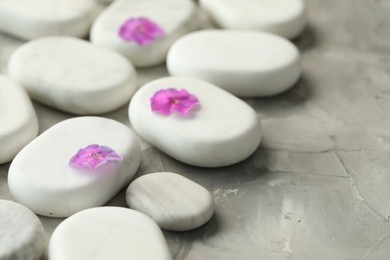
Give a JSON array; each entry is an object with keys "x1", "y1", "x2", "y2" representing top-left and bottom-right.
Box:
[
  {"x1": 8, "y1": 117, "x2": 141, "y2": 217},
  {"x1": 200, "y1": 0, "x2": 306, "y2": 39},
  {"x1": 49, "y1": 207, "x2": 172, "y2": 260},
  {"x1": 167, "y1": 30, "x2": 301, "y2": 97},
  {"x1": 90, "y1": 0, "x2": 199, "y2": 67},
  {"x1": 8, "y1": 36, "x2": 137, "y2": 115},
  {"x1": 0, "y1": 75, "x2": 38, "y2": 164},
  {"x1": 0, "y1": 0, "x2": 101, "y2": 40},
  {"x1": 127, "y1": 172, "x2": 214, "y2": 231},
  {"x1": 0, "y1": 199, "x2": 45, "y2": 260},
  {"x1": 128, "y1": 77, "x2": 262, "y2": 167}
]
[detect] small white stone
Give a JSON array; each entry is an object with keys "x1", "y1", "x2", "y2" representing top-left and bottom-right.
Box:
[
  {"x1": 8, "y1": 36, "x2": 137, "y2": 115},
  {"x1": 200, "y1": 0, "x2": 306, "y2": 39},
  {"x1": 0, "y1": 199, "x2": 45, "y2": 260},
  {"x1": 0, "y1": 0, "x2": 102, "y2": 40},
  {"x1": 49, "y1": 207, "x2": 172, "y2": 260},
  {"x1": 0, "y1": 75, "x2": 38, "y2": 164},
  {"x1": 128, "y1": 77, "x2": 262, "y2": 167},
  {"x1": 8, "y1": 117, "x2": 141, "y2": 217},
  {"x1": 127, "y1": 172, "x2": 214, "y2": 231},
  {"x1": 167, "y1": 30, "x2": 301, "y2": 97},
  {"x1": 90, "y1": 0, "x2": 199, "y2": 67}
]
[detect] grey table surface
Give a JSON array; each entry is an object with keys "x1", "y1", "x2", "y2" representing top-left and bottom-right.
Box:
[{"x1": 1, "y1": 0, "x2": 390, "y2": 259}]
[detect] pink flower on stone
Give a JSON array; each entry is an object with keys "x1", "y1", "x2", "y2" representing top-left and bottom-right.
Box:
[
  {"x1": 151, "y1": 88, "x2": 200, "y2": 116},
  {"x1": 119, "y1": 17, "x2": 165, "y2": 46},
  {"x1": 69, "y1": 144, "x2": 123, "y2": 170}
]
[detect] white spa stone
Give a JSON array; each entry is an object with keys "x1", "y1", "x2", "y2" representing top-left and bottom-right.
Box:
[
  {"x1": 8, "y1": 117, "x2": 141, "y2": 217},
  {"x1": 90, "y1": 0, "x2": 199, "y2": 67},
  {"x1": 0, "y1": 75, "x2": 38, "y2": 164},
  {"x1": 0, "y1": 199, "x2": 45, "y2": 260},
  {"x1": 0, "y1": 0, "x2": 102, "y2": 40},
  {"x1": 200, "y1": 0, "x2": 306, "y2": 39},
  {"x1": 8, "y1": 36, "x2": 137, "y2": 115},
  {"x1": 167, "y1": 30, "x2": 301, "y2": 97},
  {"x1": 128, "y1": 77, "x2": 262, "y2": 167},
  {"x1": 126, "y1": 172, "x2": 214, "y2": 231},
  {"x1": 49, "y1": 207, "x2": 172, "y2": 260}
]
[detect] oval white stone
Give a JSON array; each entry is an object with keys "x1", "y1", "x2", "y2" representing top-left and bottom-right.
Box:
[
  {"x1": 0, "y1": 0, "x2": 101, "y2": 40},
  {"x1": 90, "y1": 0, "x2": 199, "y2": 67},
  {"x1": 49, "y1": 207, "x2": 172, "y2": 260},
  {"x1": 0, "y1": 200, "x2": 45, "y2": 260},
  {"x1": 167, "y1": 30, "x2": 301, "y2": 97},
  {"x1": 126, "y1": 172, "x2": 214, "y2": 231},
  {"x1": 8, "y1": 117, "x2": 141, "y2": 217},
  {"x1": 0, "y1": 75, "x2": 38, "y2": 164},
  {"x1": 128, "y1": 77, "x2": 262, "y2": 167},
  {"x1": 200, "y1": 0, "x2": 306, "y2": 39},
  {"x1": 8, "y1": 36, "x2": 137, "y2": 115}
]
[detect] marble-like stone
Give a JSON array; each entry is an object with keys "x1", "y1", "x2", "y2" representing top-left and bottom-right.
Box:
[
  {"x1": 0, "y1": 75, "x2": 38, "y2": 164},
  {"x1": 8, "y1": 117, "x2": 141, "y2": 217},
  {"x1": 0, "y1": 0, "x2": 102, "y2": 40},
  {"x1": 8, "y1": 36, "x2": 137, "y2": 115},
  {"x1": 167, "y1": 30, "x2": 301, "y2": 97},
  {"x1": 49, "y1": 207, "x2": 172, "y2": 260},
  {"x1": 129, "y1": 77, "x2": 262, "y2": 167},
  {"x1": 0, "y1": 199, "x2": 45, "y2": 260},
  {"x1": 90, "y1": 0, "x2": 199, "y2": 67},
  {"x1": 126, "y1": 172, "x2": 214, "y2": 231},
  {"x1": 200, "y1": 0, "x2": 306, "y2": 39}
]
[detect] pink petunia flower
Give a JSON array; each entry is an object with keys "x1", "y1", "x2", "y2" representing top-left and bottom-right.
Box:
[
  {"x1": 119, "y1": 17, "x2": 165, "y2": 46},
  {"x1": 151, "y1": 88, "x2": 200, "y2": 116},
  {"x1": 69, "y1": 144, "x2": 123, "y2": 170}
]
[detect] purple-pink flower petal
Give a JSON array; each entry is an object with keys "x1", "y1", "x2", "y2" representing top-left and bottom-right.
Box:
[
  {"x1": 150, "y1": 88, "x2": 200, "y2": 116},
  {"x1": 119, "y1": 17, "x2": 165, "y2": 46},
  {"x1": 69, "y1": 144, "x2": 123, "y2": 170}
]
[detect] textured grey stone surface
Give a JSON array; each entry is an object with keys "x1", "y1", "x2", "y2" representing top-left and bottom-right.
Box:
[
  {"x1": 0, "y1": 200, "x2": 45, "y2": 260},
  {"x1": 1, "y1": 0, "x2": 390, "y2": 259}
]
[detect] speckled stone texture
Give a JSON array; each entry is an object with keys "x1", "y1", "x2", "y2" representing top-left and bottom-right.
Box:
[
  {"x1": 0, "y1": 200, "x2": 45, "y2": 260},
  {"x1": 1, "y1": 0, "x2": 390, "y2": 259}
]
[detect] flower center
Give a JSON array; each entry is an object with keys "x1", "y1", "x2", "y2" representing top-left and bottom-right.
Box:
[
  {"x1": 91, "y1": 152, "x2": 100, "y2": 159},
  {"x1": 172, "y1": 98, "x2": 179, "y2": 104},
  {"x1": 136, "y1": 25, "x2": 145, "y2": 34}
]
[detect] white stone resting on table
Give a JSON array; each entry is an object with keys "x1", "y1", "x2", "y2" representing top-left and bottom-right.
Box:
[
  {"x1": 0, "y1": 75, "x2": 38, "y2": 164},
  {"x1": 199, "y1": 0, "x2": 306, "y2": 39},
  {"x1": 0, "y1": 199, "x2": 45, "y2": 260},
  {"x1": 167, "y1": 30, "x2": 301, "y2": 97},
  {"x1": 128, "y1": 77, "x2": 262, "y2": 167},
  {"x1": 8, "y1": 36, "x2": 137, "y2": 115},
  {"x1": 126, "y1": 172, "x2": 214, "y2": 231},
  {"x1": 0, "y1": 0, "x2": 102, "y2": 40},
  {"x1": 90, "y1": 0, "x2": 199, "y2": 67},
  {"x1": 49, "y1": 207, "x2": 172, "y2": 260},
  {"x1": 8, "y1": 117, "x2": 141, "y2": 217}
]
